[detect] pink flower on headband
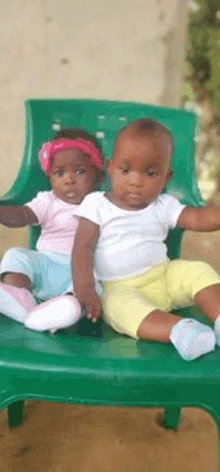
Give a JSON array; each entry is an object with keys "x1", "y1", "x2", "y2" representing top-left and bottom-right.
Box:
[{"x1": 39, "y1": 138, "x2": 103, "y2": 175}]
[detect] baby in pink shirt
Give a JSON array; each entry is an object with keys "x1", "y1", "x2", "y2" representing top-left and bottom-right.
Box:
[
  {"x1": 26, "y1": 190, "x2": 80, "y2": 255},
  {"x1": 0, "y1": 128, "x2": 104, "y2": 331}
]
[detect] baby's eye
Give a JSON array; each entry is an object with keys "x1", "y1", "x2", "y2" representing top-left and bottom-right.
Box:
[
  {"x1": 120, "y1": 166, "x2": 129, "y2": 174},
  {"x1": 76, "y1": 168, "x2": 86, "y2": 174},
  {"x1": 147, "y1": 168, "x2": 156, "y2": 177},
  {"x1": 56, "y1": 169, "x2": 64, "y2": 176}
]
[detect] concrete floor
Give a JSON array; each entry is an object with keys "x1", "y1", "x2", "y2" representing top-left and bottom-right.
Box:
[{"x1": 0, "y1": 229, "x2": 220, "y2": 472}]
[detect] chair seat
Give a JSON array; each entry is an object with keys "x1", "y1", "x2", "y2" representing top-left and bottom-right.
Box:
[{"x1": 0, "y1": 306, "x2": 219, "y2": 411}]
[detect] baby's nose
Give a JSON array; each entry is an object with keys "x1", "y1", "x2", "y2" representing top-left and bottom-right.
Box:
[
  {"x1": 130, "y1": 172, "x2": 142, "y2": 185},
  {"x1": 65, "y1": 172, "x2": 76, "y2": 183}
]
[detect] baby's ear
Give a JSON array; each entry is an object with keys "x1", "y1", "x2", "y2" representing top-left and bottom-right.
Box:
[
  {"x1": 106, "y1": 159, "x2": 113, "y2": 173},
  {"x1": 94, "y1": 168, "x2": 106, "y2": 188},
  {"x1": 166, "y1": 169, "x2": 173, "y2": 183}
]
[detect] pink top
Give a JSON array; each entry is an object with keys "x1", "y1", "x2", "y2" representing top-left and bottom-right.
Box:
[{"x1": 25, "y1": 190, "x2": 79, "y2": 255}]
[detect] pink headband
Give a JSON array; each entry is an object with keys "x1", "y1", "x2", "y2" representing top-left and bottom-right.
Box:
[{"x1": 39, "y1": 138, "x2": 103, "y2": 175}]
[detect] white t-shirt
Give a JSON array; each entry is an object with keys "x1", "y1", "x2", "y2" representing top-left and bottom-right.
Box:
[
  {"x1": 74, "y1": 191, "x2": 186, "y2": 281},
  {"x1": 25, "y1": 190, "x2": 79, "y2": 255}
]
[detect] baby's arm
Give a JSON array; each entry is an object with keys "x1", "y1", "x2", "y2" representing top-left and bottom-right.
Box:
[
  {"x1": 0, "y1": 205, "x2": 38, "y2": 227},
  {"x1": 72, "y1": 217, "x2": 101, "y2": 321},
  {"x1": 177, "y1": 203, "x2": 220, "y2": 232}
]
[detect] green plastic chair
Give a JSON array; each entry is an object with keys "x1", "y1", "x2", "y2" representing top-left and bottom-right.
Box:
[{"x1": 1, "y1": 98, "x2": 220, "y2": 468}]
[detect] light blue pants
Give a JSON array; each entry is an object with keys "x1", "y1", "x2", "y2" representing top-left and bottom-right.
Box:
[{"x1": 0, "y1": 248, "x2": 73, "y2": 301}]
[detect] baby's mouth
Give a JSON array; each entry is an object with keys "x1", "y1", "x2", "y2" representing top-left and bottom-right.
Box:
[
  {"x1": 65, "y1": 189, "x2": 77, "y2": 198},
  {"x1": 127, "y1": 192, "x2": 141, "y2": 199},
  {"x1": 63, "y1": 191, "x2": 79, "y2": 203}
]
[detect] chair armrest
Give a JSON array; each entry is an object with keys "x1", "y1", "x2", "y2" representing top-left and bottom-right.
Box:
[{"x1": 0, "y1": 163, "x2": 50, "y2": 207}]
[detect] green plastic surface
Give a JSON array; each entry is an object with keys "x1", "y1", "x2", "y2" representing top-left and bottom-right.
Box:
[{"x1": 0, "y1": 99, "x2": 220, "y2": 467}]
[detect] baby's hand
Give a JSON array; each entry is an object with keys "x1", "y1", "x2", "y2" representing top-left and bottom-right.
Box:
[{"x1": 84, "y1": 290, "x2": 102, "y2": 323}]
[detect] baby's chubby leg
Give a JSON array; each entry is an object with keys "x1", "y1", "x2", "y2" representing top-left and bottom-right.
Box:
[
  {"x1": 138, "y1": 310, "x2": 216, "y2": 361},
  {"x1": 3, "y1": 271, "x2": 31, "y2": 290},
  {"x1": 101, "y1": 283, "x2": 215, "y2": 361},
  {"x1": 165, "y1": 260, "x2": 220, "y2": 351},
  {"x1": 137, "y1": 310, "x2": 182, "y2": 343},
  {"x1": 0, "y1": 247, "x2": 82, "y2": 331},
  {"x1": 193, "y1": 283, "x2": 220, "y2": 345}
]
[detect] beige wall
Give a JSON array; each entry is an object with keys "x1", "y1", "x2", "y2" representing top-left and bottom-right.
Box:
[{"x1": 0, "y1": 0, "x2": 188, "y2": 256}]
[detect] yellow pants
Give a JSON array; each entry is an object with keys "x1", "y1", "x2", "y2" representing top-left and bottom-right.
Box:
[{"x1": 101, "y1": 260, "x2": 220, "y2": 339}]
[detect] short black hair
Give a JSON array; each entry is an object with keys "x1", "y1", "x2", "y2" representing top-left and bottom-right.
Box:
[{"x1": 115, "y1": 118, "x2": 174, "y2": 161}]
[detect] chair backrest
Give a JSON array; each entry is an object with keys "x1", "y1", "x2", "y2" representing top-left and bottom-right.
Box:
[{"x1": 5, "y1": 98, "x2": 203, "y2": 257}]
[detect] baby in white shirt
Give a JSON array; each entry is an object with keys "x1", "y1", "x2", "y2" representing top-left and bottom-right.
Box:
[
  {"x1": 0, "y1": 127, "x2": 104, "y2": 331},
  {"x1": 72, "y1": 118, "x2": 220, "y2": 361}
]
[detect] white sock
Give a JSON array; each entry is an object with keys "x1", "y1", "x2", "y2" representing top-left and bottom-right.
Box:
[
  {"x1": 24, "y1": 294, "x2": 81, "y2": 332},
  {"x1": 170, "y1": 318, "x2": 216, "y2": 361},
  {"x1": 214, "y1": 315, "x2": 220, "y2": 346}
]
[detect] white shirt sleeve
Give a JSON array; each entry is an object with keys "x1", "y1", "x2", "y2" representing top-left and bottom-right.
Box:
[
  {"x1": 25, "y1": 191, "x2": 51, "y2": 226},
  {"x1": 74, "y1": 192, "x2": 102, "y2": 226},
  {"x1": 160, "y1": 194, "x2": 186, "y2": 229}
]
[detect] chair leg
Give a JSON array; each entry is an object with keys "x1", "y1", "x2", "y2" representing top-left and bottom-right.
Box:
[
  {"x1": 216, "y1": 417, "x2": 220, "y2": 472},
  {"x1": 8, "y1": 400, "x2": 24, "y2": 428},
  {"x1": 162, "y1": 407, "x2": 181, "y2": 429}
]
